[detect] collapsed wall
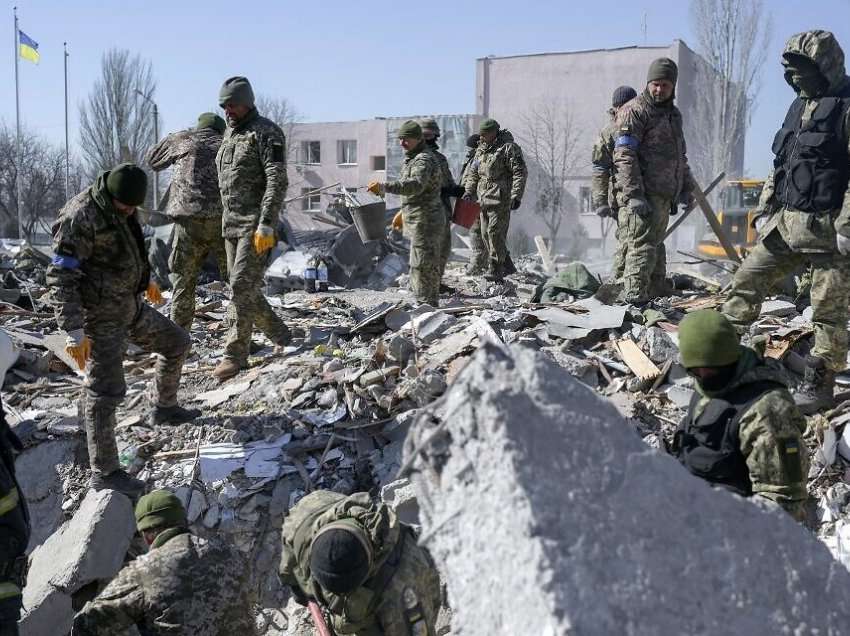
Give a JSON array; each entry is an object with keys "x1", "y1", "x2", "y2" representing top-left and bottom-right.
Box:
[{"x1": 404, "y1": 343, "x2": 850, "y2": 636}]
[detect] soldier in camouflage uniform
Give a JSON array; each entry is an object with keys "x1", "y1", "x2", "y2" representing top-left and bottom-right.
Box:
[
  {"x1": 368, "y1": 121, "x2": 445, "y2": 306},
  {"x1": 722, "y1": 31, "x2": 850, "y2": 415},
  {"x1": 671, "y1": 311, "x2": 809, "y2": 523},
  {"x1": 458, "y1": 134, "x2": 489, "y2": 274},
  {"x1": 614, "y1": 58, "x2": 696, "y2": 305},
  {"x1": 463, "y1": 119, "x2": 527, "y2": 281},
  {"x1": 280, "y1": 490, "x2": 442, "y2": 636},
  {"x1": 146, "y1": 112, "x2": 227, "y2": 332},
  {"x1": 420, "y1": 118, "x2": 457, "y2": 286},
  {"x1": 47, "y1": 164, "x2": 199, "y2": 498},
  {"x1": 72, "y1": 490, "x2": 256, "y2": 635},
  {"x1": 591, "y1": 85, "x2": 637, "y2": 282},
  {"x1": 214, "y1": 76, "x2": 291, "y2": 381}
]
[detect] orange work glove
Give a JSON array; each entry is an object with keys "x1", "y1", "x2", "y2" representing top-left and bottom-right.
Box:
[
  {"x1": 392, "y1": 211, "x2": 404, "y2": 231},
  {"x1": 253, "y1": 223, "x2": 276, "y2": 254},
  {"x1": 145, "y1": 281, "x2": 163, "y2": 304},
  {"x1": 65, "y1": 329, "x2": 91, "y2": 371},
  {"x1": 366, "y1": 181, "x2": 384, "y2": 196}
]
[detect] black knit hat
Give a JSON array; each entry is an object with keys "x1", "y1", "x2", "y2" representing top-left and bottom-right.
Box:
[
  {"x1": 612, "y1": 85, "x2": 637, "y2": 107},
  {"x1": 106, "y1": 163, "x2": 147, "y2": 206},
  {"x1": 310, "y1": 526, "x2": 372, "y2": 594},
  {"x1": 466, "y1": 134, "x2": 480, "y2": 148}
]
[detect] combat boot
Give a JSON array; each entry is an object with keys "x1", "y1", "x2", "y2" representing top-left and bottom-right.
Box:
[
  {"x1": 150, "y1": 404, "x2": 201, "y2": 426},
  {"x1": 213, "y1": 358, "x2": 241, "y2": 381},
  {"x1": 484, "y1": 260, "x2": 506, "y2": 282},
  {"x1": 91, "y1": 469, "x2": 146, "y2": 499},
  {"x1": 504, "y1": 253, "x2": 518, "y2": 276},
  {"x1": 793, "y1": 355, "x2": 836, "y2": 415}
]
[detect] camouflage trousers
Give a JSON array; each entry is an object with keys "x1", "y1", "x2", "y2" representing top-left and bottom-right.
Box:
[
  {"x1": 169, "y1": 216, "x2": 228, "y2": 331},
  {"x1": 438, "y1": 208, "x2": 452, "y2": 278},
  {"x1": 84, "y1": 298, "x2": 190, "y2": 475},
  {"x1": 224, "y1": 235, "x2": 290, "y2": 364},
  {"x1": 406, "y1": 212, "x2": 446, "y2": 306},
  {"x1": 0, "y1": 595, "x2": 20, "y2": 636},
  {"x1": 480, "y1": 202, "x2": 511, "y2": 272},
  {"x1": 723, "y1": 229, "x2": 850, "y2": 371},
  {"x1": 619, "y1": 194, "x2": 671, "y2": 303},
  {"x1": 467, "y1": 215, "x2": 490, "y2": 273},
  {"x1": 610, "y1": 214, "x2": 627, "y2": 281}
]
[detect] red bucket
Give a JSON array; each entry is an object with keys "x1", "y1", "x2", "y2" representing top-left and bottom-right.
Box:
[{"x1": 452, "y1": 198, "x2": 480, "y2": 228}]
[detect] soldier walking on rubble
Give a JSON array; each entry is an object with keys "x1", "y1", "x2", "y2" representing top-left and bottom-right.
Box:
[
  {"x1": 47, "y1": 163, "x2": 200, "y2": 498},
  {"x1": 613, "y1": 58, "x2": 697, "y2": 306},
  {"x1": 671, "y1": 310, "x2": 809, "y2": 523},
  {"x1": 463, "y1": 118, "x2": 527, "y2": 281},
  {"x1": 368, "y1": 120, "x2": 446, "y2": 306},
  {"x1": 591, "y1": 85, "x2": 637, "y2": 282},
  {"x1": 146, "y1": 112, "x2": 228, "y2": 333},
  {"x1": 458, "y1": 133, "x2": 489, "y2": 275},
  {"x1": 280, "y1": 490, "x2": 442, "y2": 636},
  {"x1": 0, "y1": 397, "x2": 29, "y2": 636},
  {"x1": 420, "y1": 118, "x2": 458, "y2": 290},
  {"x1": 72, "y1": 490, "x2": 256, "y2": 635},
  {"x1": 213, "y1": 76, "x2": 292, "y2": 381},
  {"x1": 722, "y1": 30, "x2": 850, "y2": 415}
]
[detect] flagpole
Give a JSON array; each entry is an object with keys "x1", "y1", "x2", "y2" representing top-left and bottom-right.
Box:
[
  {"x1": 64, "y1": 42, "x2": 70, "y2": 200},
  {"x1": 13, "y1": 6, "x2": 23, "y2": 241}
]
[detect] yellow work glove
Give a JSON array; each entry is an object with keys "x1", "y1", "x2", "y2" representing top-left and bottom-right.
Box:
[
  {"x1": 253, "y1": 223, "x2": 276, "y2": 254},
  {"x1": 145, "y1": 281, "x2": 163, "y2": 304},
  {"x1": 392, "y1": 211, "x2": 404, "y2": 231},
  {"x1": 65, "y1": 329, "x2": 91, "y2": 371},
  {"x1": 367, "y1": 181, "x2": 384, "y2": 196}
]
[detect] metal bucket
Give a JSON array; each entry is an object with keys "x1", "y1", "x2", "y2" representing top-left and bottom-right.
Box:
[{"x1": 351, "y1": 201, "x2": 387, "y2": 242}]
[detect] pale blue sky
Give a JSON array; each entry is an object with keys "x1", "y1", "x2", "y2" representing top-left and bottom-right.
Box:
[{"x1": 3, "y1": 0, "x2": 850, "y2": 174}]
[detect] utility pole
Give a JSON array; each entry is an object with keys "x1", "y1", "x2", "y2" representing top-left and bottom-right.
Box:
[
  {"x1": 13, "y1": 7, "x2": 23, "y2": 240},
  {"x1": 135, "y1": 89, "x2": 159, "y2": 209},
  {"x1": 64, "y1": 42, "x2": 70, "y2": 200}
]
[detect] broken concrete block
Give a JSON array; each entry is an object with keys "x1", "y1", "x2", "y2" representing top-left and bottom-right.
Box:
[
  {"x1": 387, "y1": 334, "x2": 415, "y2": 365},
  {"x1": 645, "y1": 326, "x2": 678, "y2": 364},
  {"x1": 408, "y1": 311, "x2": 457, "y2": 344},
  {"x1": 405, "y1": 344, "x2": 850, "y2": 635},
  {"x1": 760, "y1": 299, "x2": 798, "y2": 317},
  {"x1": 380, "y1": 477, "x2": 420, "y2": 526},
  {"x1": 21, "y1": 489, "x2": 136, "y2": 636}
]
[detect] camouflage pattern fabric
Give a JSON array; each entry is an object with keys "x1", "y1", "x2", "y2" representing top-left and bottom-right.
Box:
[
  {"x1": 723, "y1": 229, "x2": 850, "y2": 371},
  {"x1": 688, "y1": 348, "x2": 809, "y2": 521},
  {"x1": 72, "y1": 530, "x2": 257, "y2": 635},
  {"x1": 145, "y1": 127, "x2": 223, "y2": 219},
  {"x1": 617, "y1": 193, "x2": 671, "y2": 304},
  {"x1": 464, "y1": 130, "x2": 527, "y2": 272},
  {"x1": 169, "y1": 216, "x2": 228, "y2": 331},
  {"x1": 592, "y1": 112, "x2": 628, "y2": 280},
  {"x1": 459, "y1": 148, "x2": 489, "y2": 273},
  {"x1": 384, "y1": 143, "x2": 445, "y2": 306},
  {"x1": 429, "y1": 145, "x2": 455, "y2": 278},
  {"x1": 47, "y1": 172, "x2": 190, "y2": 475},
  {"x1": 613, "y1": 90, "x2": 697, "y2": 203},
  {"x1": 216, "y1": 108, "x2": 288, "y2": 240},
  {"x1": 280, "y1": 491, "x2": 442, "y2": 636},
  {"x1": 223, "y1": 235, "x2": 290, "y2": 365}
]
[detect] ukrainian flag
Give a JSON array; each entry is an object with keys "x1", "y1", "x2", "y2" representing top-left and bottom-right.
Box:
[{"x1": 19, "y1": 30, "x2": 39, "y2": 64}]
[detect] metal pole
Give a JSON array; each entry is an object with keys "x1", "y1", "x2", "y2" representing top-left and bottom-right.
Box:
[
  {"x1": 13, "y1": 7, "x2": 23, "y2": 241},
  {"x1": 64, "y1": 42, "x2": 70, "y2": 200},
  {"x1": 152, "y1": 102, "x2": 159, "y2": 209}
]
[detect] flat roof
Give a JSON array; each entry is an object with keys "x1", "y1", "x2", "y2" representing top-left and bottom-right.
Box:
[
  {"x1": 294, "y1": 114, "x2": 478, "y2": 127},
  {"x1": 475, "y1": 40, "x2": 685, "y2": 62}
]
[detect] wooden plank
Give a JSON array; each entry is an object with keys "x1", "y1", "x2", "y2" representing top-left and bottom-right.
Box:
[
  {"x1": 615, "y1": 339, "x2": 661, "y2": 381},
  {"x1": 534, "y1": 235, "x2": 556, "y2": 275},
  {"x1": 692, "y1": 184, "x2": 741, "y2": 264},
  {"x1": 664, "y1": 171, "x2": 725, "y2": 239}
]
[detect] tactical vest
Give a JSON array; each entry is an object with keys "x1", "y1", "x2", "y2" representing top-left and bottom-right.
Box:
[
  {"x1": 772, "y1": 86, "x2": 850, "y2": 213},
  {"x1": 672, "y1": 380, "x2": 783, "y2": 496}
]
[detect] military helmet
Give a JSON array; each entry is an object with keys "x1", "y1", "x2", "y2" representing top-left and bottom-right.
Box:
[{"x1": 135, "y1": 489, "x2": 187, "y2": 531}]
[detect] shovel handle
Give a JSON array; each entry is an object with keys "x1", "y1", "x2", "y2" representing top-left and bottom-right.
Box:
[{"x1": 308, "y1": 600, "x2": 334, "y2": 636}]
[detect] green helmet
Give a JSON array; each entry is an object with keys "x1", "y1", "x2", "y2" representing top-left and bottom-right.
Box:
[
  {"x1": 678, "y1": 310, "x2": 741, "y2": 368},
  {"x1": 135, "y1": 489, "x2": 187, "y2": 531}
]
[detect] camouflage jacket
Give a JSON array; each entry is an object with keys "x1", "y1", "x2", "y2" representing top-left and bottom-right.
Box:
[
  {"x1": 757, "y1": 31, "x2": 850, "y2": 253},
  {"x1": 428, "y1": 142, "x2": 456, "y2": 217},
  {"x1": 72, "y1": 529, "x2": 257, "y2": 636},
  {"x1": 459, "y1": 147, "x2": 476, "y2": 187},
  {"x1": 688, "y1": 348, "x2": 809, "y2": 519},
  {"x1": 46, "y1": 171, "x2": 150, "y2": 333},
  {"x1": 146, "y1": 127, "x2": 223, "y2": 219},
  {"x1": 613, "y1": 91, "x2": 696, "y2": 203},
  {"x1": 384, "y1": 143, "x2": 444, "y2": 230},
  {"x1": 0, "y1": 397, "x2": 29, "y2": 601},
  {"x1": 464, "y1": 130, "x2": 527, "y2": 208},
  {"x1": 591, "y1": 111, "x2": 619, "y2": 210},
  {"x1": 280, "y1": 491, "x2": 441, "y2": 636},
  {"x1": 216, "y1": 108, "x2": 288, "y2": 239}
]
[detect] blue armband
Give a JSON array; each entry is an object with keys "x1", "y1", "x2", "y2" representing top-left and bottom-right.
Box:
[
  {"x1": 51, "y1": 254, "x2": 80, "y2": 269},
  {"x1": 615, "y1": 135, "x2": 639, "y2": 149}
]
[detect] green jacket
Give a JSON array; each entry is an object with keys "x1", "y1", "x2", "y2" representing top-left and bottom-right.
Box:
[
  {"x1": 216, "y1": 108, "x2": 288, "y2": 239},
  {"x1": 384, "y1": 142, "x2": 444, "y2": 233},
  {"x1": 464, "y1": 130, "x2": 527, "y2": 209},
  {"x1": 690, "y1": 348, "x2": 809, "y2": 519},
  {"x1": 591, "y1": 111, "x2": 620, "y2": 210},
  {"x1": 280, "y1": 491, "x2": 441, "y2": 636}
]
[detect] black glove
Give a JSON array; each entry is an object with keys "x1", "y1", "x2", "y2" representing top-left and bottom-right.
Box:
[
  {"x1": 462, "y1": 192, "x2": 475, "y2": 202},
  {"x1": 678, "y1": 189, "x2": 695, "y2": 211},
  {"x1": 511, "y1": 198, "x2": 521, "y2": 211},
  {"x1": 442, "y1": 184, "x2": 465, "y2": 198},
  {"x1": 594, "y1": 205, "x2": 612, "y2": 219}
]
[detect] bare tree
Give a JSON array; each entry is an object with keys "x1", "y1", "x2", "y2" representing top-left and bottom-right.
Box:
[
  {"x1": 689, "y1": 0, "x2": 773, "y2": 184},
  {"x1": 79, "y1": 49, "x2": 157, "y2": 182},
  {"x1": 518, "y1": 98, "x2": 582, "y2": 252},
  {"x1": 255, "y1": 93, "x2": 306, "y2": 194},
  {"x1": 0, "y1": 123, "x2": 84, "y2": 240}
]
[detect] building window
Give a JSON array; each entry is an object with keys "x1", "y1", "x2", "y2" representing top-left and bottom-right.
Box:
[
  {"x1": 301, "y1": 187, "x2": 321, "y2": 212},
  {"x1": 300, "y1": 141, "x2": 321, "y2": 165},
  {"x1": 370, "y1": 155, "x2": 386, "y2": 171},
  {"x1": 337, "y1": 140, "x2": 357, "y2": 165},
  {"x1": 578, "y1": 186, "x2": 592, "y2": 215}
]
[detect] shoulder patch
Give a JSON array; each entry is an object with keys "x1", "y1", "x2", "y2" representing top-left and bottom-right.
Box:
[{"x1": 615, "y1": 135, "x2": 639, "y2": 149}]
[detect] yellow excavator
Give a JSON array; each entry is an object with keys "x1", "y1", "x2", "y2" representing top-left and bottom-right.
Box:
[{"x1": 696, "y1": 179, "x2": 765, "y2": 260}]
